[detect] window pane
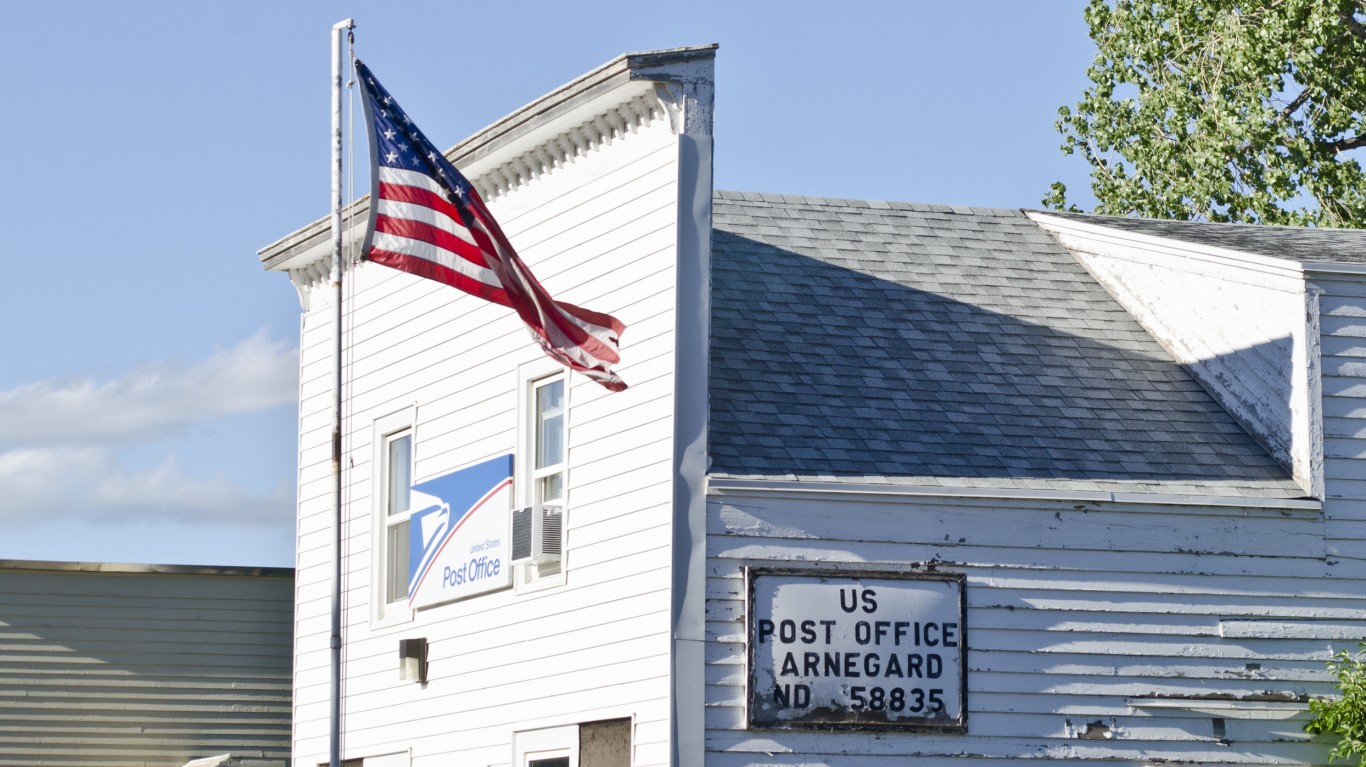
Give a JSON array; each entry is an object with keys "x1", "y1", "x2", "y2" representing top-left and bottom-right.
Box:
[
  {"x1": 387, "y1": 434, "x2": 411, "y2": 516},
  {"x1": 538, "y1": 377, "x2": 564, "y2": 413},
  {"x1": 536, "y1": 380, "x2": 564, "y2": 470},
  {"x1": 537, "y1": 414, "x2": 563, "y2": 470},
  {"x1": 536, "y1": 472, "x2": 563, "y2": 505},
  {"x1": 386, "y1": 518, "x2": 410, "y2": 603},
  {"x1": 529, "y1": 759, "x2": 568, "y2": 767}
]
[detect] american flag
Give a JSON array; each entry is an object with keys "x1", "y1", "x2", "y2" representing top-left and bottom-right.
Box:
[{"x1": 355, "y1": 59, "x2": 627, "y2": 391}]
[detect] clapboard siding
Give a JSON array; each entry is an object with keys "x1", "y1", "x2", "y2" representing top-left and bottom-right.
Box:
[
  {"x1": 289, "y1": 114, "x2": 681, "y2": 766},
  {"x1": 291, "y1": 294, "x2": 339, "y2": 765},
  {"x1": 703, "y1": 487, "x2": 1347, "y2": 766},
  {"x1": 702, "y1": 735, "x2": 1315, "y2": 765},
  {"x1": 1314, "y1": 273, "x2": 1366, "y2": 611},
  {"x1": 0, "y1": 562, "x2": 292, "y2": 767}
]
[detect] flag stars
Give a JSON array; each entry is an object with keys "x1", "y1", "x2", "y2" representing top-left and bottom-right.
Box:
[{"x1": 358, "y1": 62, "x2": 626, "y2": 390}]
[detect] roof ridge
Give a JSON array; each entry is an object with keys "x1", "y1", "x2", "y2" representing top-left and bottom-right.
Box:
[
  {"x1": 714, "y1": 189, "x2": 1022, "y2": 217},
  {"x1": 1029, "y1": 208, "x2": 1326, "y2": 232},
  {"x1": 1027, "y1": 209, "x2": 1366, "y2": 265}
]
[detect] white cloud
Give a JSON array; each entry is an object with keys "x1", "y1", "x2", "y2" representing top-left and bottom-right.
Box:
[
  {"x1": 0, "y1": 329, "x2": 298, "y2": 448},
  {"x1": 0, "y1": 330, "x2": 300, "y2": 533},
  {"x1": 0, "y1": 446, "x2": 292, "y2": 528}
]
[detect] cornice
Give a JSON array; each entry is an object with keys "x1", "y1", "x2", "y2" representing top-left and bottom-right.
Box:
[
  {"x1": 707, "y1": 477, "x2": 1321, "y2": 515},
  {"x1": 259, "y1": 45, "x2": 717, "y2": 284},
  {"x1": 1027, "y1": 211, "x2": 1308, "y2": 283},
  {"x1": 471, "y1": 91, "x2": 668, "y2": 201}
]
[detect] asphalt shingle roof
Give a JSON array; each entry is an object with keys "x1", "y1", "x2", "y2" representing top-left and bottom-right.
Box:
[
  {"x1": 1037, "y1": 210, "x2": 1366, "y2": 264},
  {"x1": 708, "y1": 192, "x2": 1307, "y2": 499}
]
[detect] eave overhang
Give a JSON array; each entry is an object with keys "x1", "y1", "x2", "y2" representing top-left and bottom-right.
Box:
[{"x1": 257, "y1": 45, "x2": 717, "y2": 275}]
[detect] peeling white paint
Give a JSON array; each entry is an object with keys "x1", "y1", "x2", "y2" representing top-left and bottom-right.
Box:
[{"x1": 1030, "y1": 213, "x2": 1319, "y2": 496}]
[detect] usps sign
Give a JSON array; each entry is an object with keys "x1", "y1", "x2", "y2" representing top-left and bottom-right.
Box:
[
  {"x1": 747, "y1": 568, "x2": 966, "y2": 731},
  {"x1": 406, "y1": 455, "x2": 514, "y2": 608}
]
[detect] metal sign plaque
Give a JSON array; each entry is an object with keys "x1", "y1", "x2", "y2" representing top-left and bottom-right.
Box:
[
  {"x1": 746, "y1": 568, "x2": 967, "y2": 731},
  {"x1": 406, "y1": 455, "x2": 514, "y2": 608}
]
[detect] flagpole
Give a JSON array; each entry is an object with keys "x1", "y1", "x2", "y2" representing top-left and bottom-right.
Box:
[{"x1": 329, "y1": 17, "x2": 354, "y2": 767}]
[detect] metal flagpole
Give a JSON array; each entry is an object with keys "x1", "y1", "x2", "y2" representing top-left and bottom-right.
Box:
[{"x1": 329, "y1": 17, "x2": 354, "y2": 767}]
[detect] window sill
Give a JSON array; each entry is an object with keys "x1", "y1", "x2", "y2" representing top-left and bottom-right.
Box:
[
  {"x1": 370, "y1": 603, "x2": 415, "y2": 630},
  {"x1": 516, "y1": 564, "x2": 566, "y2": 594}
]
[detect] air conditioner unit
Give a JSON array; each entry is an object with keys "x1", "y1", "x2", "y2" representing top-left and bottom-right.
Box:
[{"x1": 511, "y1": 505, "x2": 563, "y2": 564}]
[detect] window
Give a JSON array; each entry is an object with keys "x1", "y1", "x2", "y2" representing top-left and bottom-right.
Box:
[
  {"x1": 372, "y1": 408, "x2": 416, "y2": 625},
  {"x1": 513, "y1": 719, "x2": 630, "y2": 767},
  {"x1": 517, "y1": 366, "x2": 569, "y2": 587},
  {"x1": 327, "y1": 752, "x2": 408, "y2": 767},
  {"x1": 532, "y1": 375, "x2": 566, "y2": 506},
  {"x1": 514, "y1": 725, "x2": 577, "y2": 767},
  {"x1": 383, "y1": 431, "x2": 413, "y2": 605}
]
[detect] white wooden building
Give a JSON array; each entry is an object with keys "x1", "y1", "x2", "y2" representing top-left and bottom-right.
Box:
[
  {"x1": 260, "y1": 45, "x2": 1366, "y2": 767},
  {"x1": 0, "y1": 560, "x2": 293, "y2": 767}
]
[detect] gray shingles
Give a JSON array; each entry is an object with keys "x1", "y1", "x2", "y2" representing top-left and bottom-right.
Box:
[
  {"x1": 708, "y1": 191, "x2": 1305, "y2": 499},
  {"x1": 1035, "y1": 209, "x2": 1366, "y2": 264}
]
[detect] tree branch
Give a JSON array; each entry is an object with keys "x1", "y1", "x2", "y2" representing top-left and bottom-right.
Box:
[
  {"x1": 1340, "y1": 7, "x2": 1366, "y2": 41},
  {"x1": 1327, "y1": 135, "x2": 1366, "y2": 153},
  {"x1": 1281, "y1": 88, "x2": 1314, "y2": 120}
]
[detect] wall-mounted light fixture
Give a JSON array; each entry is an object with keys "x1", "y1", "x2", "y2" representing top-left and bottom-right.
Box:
[{"x1": 399, "y1": 637, "x2": 428, "y2": 684}]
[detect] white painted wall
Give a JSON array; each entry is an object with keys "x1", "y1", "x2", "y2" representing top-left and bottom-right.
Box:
[
  {"x1": 288, "y1": 102, "x2": 689, "y2": 767},
  {"x1": 1031, "y1": 213, "x2": 1320, "y2": 496},
  {"x1": 1309, "y1": 269, "x2": 1366, "y2": 588},
  {"x1": 704, "y1": 484, "x2": 1350, "y2": 766}
]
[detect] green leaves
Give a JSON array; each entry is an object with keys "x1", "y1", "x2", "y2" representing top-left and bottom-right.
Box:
[
  {"x1": 1049, "y1": 0, "x2": 1366, "y2": 228},
  {"x1": 1307, "y1": 644, "x2": 1366, "y2": 764}
]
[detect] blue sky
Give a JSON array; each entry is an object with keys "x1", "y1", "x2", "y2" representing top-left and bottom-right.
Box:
[{"x1": 0, "y1": 2, "x2": 1096, "y2": 567}]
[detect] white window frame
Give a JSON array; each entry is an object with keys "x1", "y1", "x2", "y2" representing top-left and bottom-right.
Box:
[
  {"x1": 516, "y1": 361, "x2": 569, "y2": 590},
  {"x1": 326, "y1": 751, "x2": 409, "y2": 767},
  {"x1": 514, "y1": 724, "x2": 578, "y2": 767},
  {"x1": 531, "y1": 374, "x2": 567, "y2": 507},
  {"x1": 371, "y1": 407, "x2": 416, "y2": 626}
]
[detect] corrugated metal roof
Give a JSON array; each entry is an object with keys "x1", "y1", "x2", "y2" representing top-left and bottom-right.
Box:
[
  {"x1": 0, "y1": 559, "x2": 293, "y2": 577},
  {"x1": 707, "y1": 192, "x2": 1306, "y2": 499},
  {"x1": 0, "y1": 566, "x2": 292, "y2": 766}
]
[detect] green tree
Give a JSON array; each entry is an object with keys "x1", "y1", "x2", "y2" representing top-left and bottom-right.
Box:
[
  {"x1": 1047, "y1": 0, "x2": 1366, "y2": 227},
  {"x1": 1306, "y1": 644, "x2": 1366, "y2": 763}
]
